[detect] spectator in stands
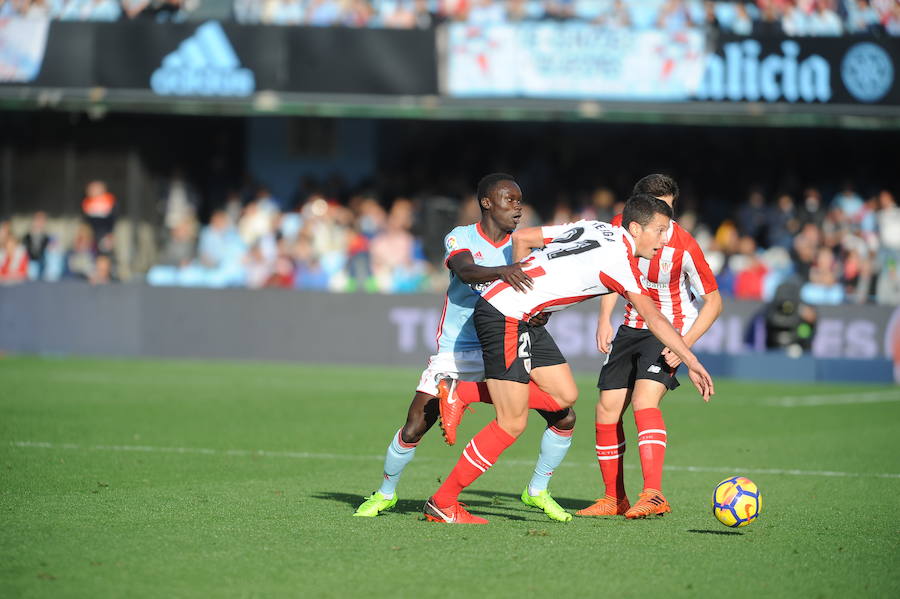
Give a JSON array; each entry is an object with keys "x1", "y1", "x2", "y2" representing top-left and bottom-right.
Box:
[
  {"x1": 543, "y1": 0, "x2": 575, "y2": 21},
  {"x1": 0, "y1": 234, "x2": 29, "y2": 284},
  {"x1": 64, "y1": 223, "x2": 96, "y2": 280},
  {"x1": 131, "y1": 0, "x2": 197, "y2": 23},
  {"x1": 25, "y1": 0, "x2": 50, "y2": 18},
  {"x1": 809, "y1": 0, "x2": 843, "y2": 35},
  {"x1": 81, "y1": 180, "x2": 116, "y2": 254},
  {"x1": 593, "y1": 0, "x2": 631, "y2": 27},
  {"x1": 581, "y1": 186, "x2": 616, "y2": 223},
  {"x1": 732, "y1": 236, "x2": 768, "y2": 300},
  {"x1": 797, "y1": 187, "x2": 826, "y2": 229},
  {"x1": 157, "y1": 216, "x2": 198, "y2": 267},
  {"x1": 737, "y1": 190, "x2": 769, "y2": 248},
  {"x1": 59, "y1": 0, "x2": 122, "y2": 21},
  {"x1": 306, "y1": 0, "x2": 342, "y2": 25},
  {"x1": 767, "y1": 193, "x2": 799, "y2": 250},
  {"x1": 701, "y1": 0, "x2": 722, "y2": 36},
  {"x1": 832, "y1": 182, "x2": 865, "y2": 224},
  {"x1": 657, "y1": 0, "x2": 694, "y2": 32},
  {"x1": 293, "y1": 236, "x2": 330, "y2": 290},
  {"x1": 506, "y1": 0, "x2": 531, "y2": 23},
  {"x1": 266, "y1": 253, "x2": 297, "y2": 288},
  {"x1": 841, "y1": 245, "x2": 873, "y2": 303},
  {"x1": 469, "y1": 0, "x2": 505, "y2": 24},
  {"x1": 875, "y1": 255, "x2": 900, "y2": 305},
  {"x1": 846, "y1": 0, "x2": 882, "y2": 34},
  {"x1": 791, "y1": 222, "x2": 820, "y2": 282},
  {"x1": 877, "y1": 189, "x2": 900, "y2": 263},
  {"x1": 883, "y1": 2, "x2": 900, "y2": 36},
  {"x1": 244, "y1": 240, "x2": 274, "y2": 288},
  {"x1": 754, "y1": 0, "x2": 785, "y2": 35},
  {"x1": 89, "y1": 254, "x2": 115, "y2": 285},
  {"x1": 369, "y1": 197, "x2": 427, "y2": 293},
  {"x1": 161, "y1": 168, "x2": 198, "y2": 232},
  {"x1": 263, "y1": 0, "x2": 304, "y2": 25},
  {"x1": 731, "y1": 2, "x2": 754, "y2": 35},
  {"x1": 23, "y1": 211, "x2": 50, "y2": 279},
  {"x1": 802, "y1": 246, "x2": 845, "y2": 304},
  {"x1": 342, "y1": 0, "x2": 374, "y2": 27}
]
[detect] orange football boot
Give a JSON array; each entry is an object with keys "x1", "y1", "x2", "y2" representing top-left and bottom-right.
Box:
[
  {"x1": 423, "y1": 498, "x2": 488, "y2": 524},
  {"x1": 437, "y1": 377, "x2": 472, "y2": 446},
  {"x1": 624, "y1": 489, "x2": 671, "y2": 519},
  {"x1": 575, "y1": 495, "x2": 631, "y2": 517}
]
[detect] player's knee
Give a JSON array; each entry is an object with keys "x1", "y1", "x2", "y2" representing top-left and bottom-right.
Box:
[
  {"x1": 596, "y1": 399, "x2": 622, "y2": 422},
  {"x1": 554, "y1": 388, "x2": 578, "y2": 409},
  {"x1": 497, "y1": 414, "x2": 528, "y2": 438},
  {"x1": 400, "y1": 422, "x2": 427, "y2": 445},
  {"x1": 553, "y1": 407, "x2": 576, "y2": 431}
]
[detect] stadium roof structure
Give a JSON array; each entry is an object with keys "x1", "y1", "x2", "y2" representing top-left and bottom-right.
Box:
[{"x1": 3, "y1": 88, "x2": 900, "y2": 131}]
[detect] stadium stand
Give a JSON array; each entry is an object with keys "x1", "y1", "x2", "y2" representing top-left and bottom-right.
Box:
[
  {"x1": 2, "y1": 0, "x2": 898, "y2": 36},
  {"x1": 2, "y1": 178, "x2": 899, "y2": 307}
]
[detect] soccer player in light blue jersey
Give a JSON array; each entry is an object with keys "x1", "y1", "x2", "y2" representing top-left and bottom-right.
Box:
[{"x1": 354, "y1": 174, "x2": 576, "y2": 522}]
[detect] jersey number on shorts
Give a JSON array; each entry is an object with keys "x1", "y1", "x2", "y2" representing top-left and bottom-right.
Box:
[
  {"x1": 546, "y1": 227, "x2": 601, "y2": 260},
  {"x1": 518, "y1": 332, "x2": 532, "y2": 373}
]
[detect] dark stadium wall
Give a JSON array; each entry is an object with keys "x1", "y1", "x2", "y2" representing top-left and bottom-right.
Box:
[
  {"x1": 244, "y1": 118, "x2": 377, "y2": 205},
  {"x1": 1, "y1": 283, "x2": 896, "y2": 384}
]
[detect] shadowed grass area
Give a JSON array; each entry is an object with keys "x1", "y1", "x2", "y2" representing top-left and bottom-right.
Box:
[{"x1": 1, "y1": 356, "x2": 898, "y2": 598}]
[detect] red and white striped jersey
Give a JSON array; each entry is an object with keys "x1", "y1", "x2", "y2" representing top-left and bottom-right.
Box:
[
  {"x1": 610, "y1": 213, "x2": 717, "y2": 334},
  {"x1": 482, "y1": 220, "x2": 647, "y2": 321}
]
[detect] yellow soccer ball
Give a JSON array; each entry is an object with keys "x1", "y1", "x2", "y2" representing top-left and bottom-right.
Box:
[{"x1": 712, "y1": 476, "x2": 761, "y2": 528}]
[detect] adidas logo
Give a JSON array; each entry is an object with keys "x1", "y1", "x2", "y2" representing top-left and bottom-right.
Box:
[
  {"x1": 151, "y1": 21, "x2": 255, "y2": 97},
  {"x1": 473, "y1": 251, "x2": 483, "y2": 259}
]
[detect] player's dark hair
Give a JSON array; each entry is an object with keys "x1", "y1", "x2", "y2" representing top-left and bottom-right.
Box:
[
  {"x1": 633, "y1": 174, "x2": 679, "y2": 202},
  {"x1": 621, "y1": 193, "x2": 673, "y2": 229},
  {"x1": 477, "y1": 173, "x2": 517, "y2": 210}
]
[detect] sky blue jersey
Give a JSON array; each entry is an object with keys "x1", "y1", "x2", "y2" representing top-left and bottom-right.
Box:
[{"x1": 437, "y1": 222, "x2": 513, "y2": 353}]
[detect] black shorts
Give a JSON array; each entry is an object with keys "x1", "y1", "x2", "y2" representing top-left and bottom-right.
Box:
[
  {"x1": 474, "y1": 298, "x2": 566, "y2": 384},
  {"x1": 597, "y1": 325, "x2": 680, "y2": 391}
]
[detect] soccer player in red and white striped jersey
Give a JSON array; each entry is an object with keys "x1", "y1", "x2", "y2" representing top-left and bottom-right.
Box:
[
  {"x1": 578, "y1": 174, "x2": 722, "y2": 519},
  {"x1": 423, "y1": 194, "x2": 715, "y2": 524}
]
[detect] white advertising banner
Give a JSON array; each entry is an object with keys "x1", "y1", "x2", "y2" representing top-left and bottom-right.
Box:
[
  {"x1": 0, "y1": 18, "x2": 50, "y2": 83},
  {"x1": 445, "y1": 23, "x2": 706, "y2": 100}
]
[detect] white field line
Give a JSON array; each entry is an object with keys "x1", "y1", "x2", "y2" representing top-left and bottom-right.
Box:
[
  {"x1": 763, "y1": 390, "x2": 900, "y2": 407},
  {"x1": 9, "y1": 441, "x2": 900, "y2": 480}
]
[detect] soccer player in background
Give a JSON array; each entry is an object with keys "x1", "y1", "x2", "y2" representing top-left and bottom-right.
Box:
[
  {"x1": 577, "y1": 174, "x2": 722, "y2": 519},
  {"x1": 354, "y1": 173, "x2": 576, "y2": 522},
  {"x1": 423, "y1": 194, "x2": 714, "y2": 524}
]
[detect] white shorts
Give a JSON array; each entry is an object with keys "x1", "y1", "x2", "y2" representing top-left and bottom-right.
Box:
[{"x1": 415, "y1": 349, "x2": 485, "y2": 396}]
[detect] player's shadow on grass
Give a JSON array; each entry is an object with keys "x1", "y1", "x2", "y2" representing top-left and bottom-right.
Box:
[
  {"x1": 686, "y1": 529, "x2": 743, "y2": 536},
  {"x1": 311, "y1": 491, "x2": 529, "y2": 520},
  {"x1": 465, "y1": 489, "x2": 585, "y2": 510}
]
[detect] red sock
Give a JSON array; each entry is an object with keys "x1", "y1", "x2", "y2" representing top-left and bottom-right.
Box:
[
  {"x1": 455, "y1": 381, "x2": 492, "y2": 405},
  {"x1": 595, "y1": 421, "x2": 626, "y2": 499},
  {"x1": 527, "y1": 382, "x2": 564, "y2": 411},
  {"x1": 432, "y1": 420, "x2": 516, "y2": 507},
  {"x1": 455, "y1": 381, "x2": 562, "y2": 412},
  {"x1": 634, "y1": 408, "x2": 667, "y2": 492}
]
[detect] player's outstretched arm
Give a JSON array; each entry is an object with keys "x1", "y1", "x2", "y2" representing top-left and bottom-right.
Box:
[
  {"x1": 511, "y1": 227, "x2": 546, "y2": 262},
  {"x1": 448, "y1": 252, "x2": 533, "y2": 293},
  {"x1": 661, "y1": 289, "x2": 723, "y2": 368},
  {"x1": 596, "y1": 293, "x2": 618, "y2": 353},
  {"x1": 626, "y1": 291, "x2": 715, "y2": 401}
]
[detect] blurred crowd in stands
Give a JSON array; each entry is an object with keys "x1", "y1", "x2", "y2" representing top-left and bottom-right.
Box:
[
  {"x1": 1, "y1": 0, "x2": 898, "y2": 36},
  {"x1": 2, "y1": 176, "x2": 899, "y2": 307}
]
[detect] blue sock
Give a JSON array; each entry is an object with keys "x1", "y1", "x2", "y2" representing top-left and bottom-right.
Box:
[
  {"x1": 528, "y1": 427, "x2": 573, "y2": 494},
  {"x1": 377, "y1": 429, "x2": 417, "y2": 498}
]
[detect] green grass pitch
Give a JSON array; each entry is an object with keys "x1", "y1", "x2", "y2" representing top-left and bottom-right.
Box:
[{"x1": 2, "y1": 356, "x2": 899, "y2": 598}]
